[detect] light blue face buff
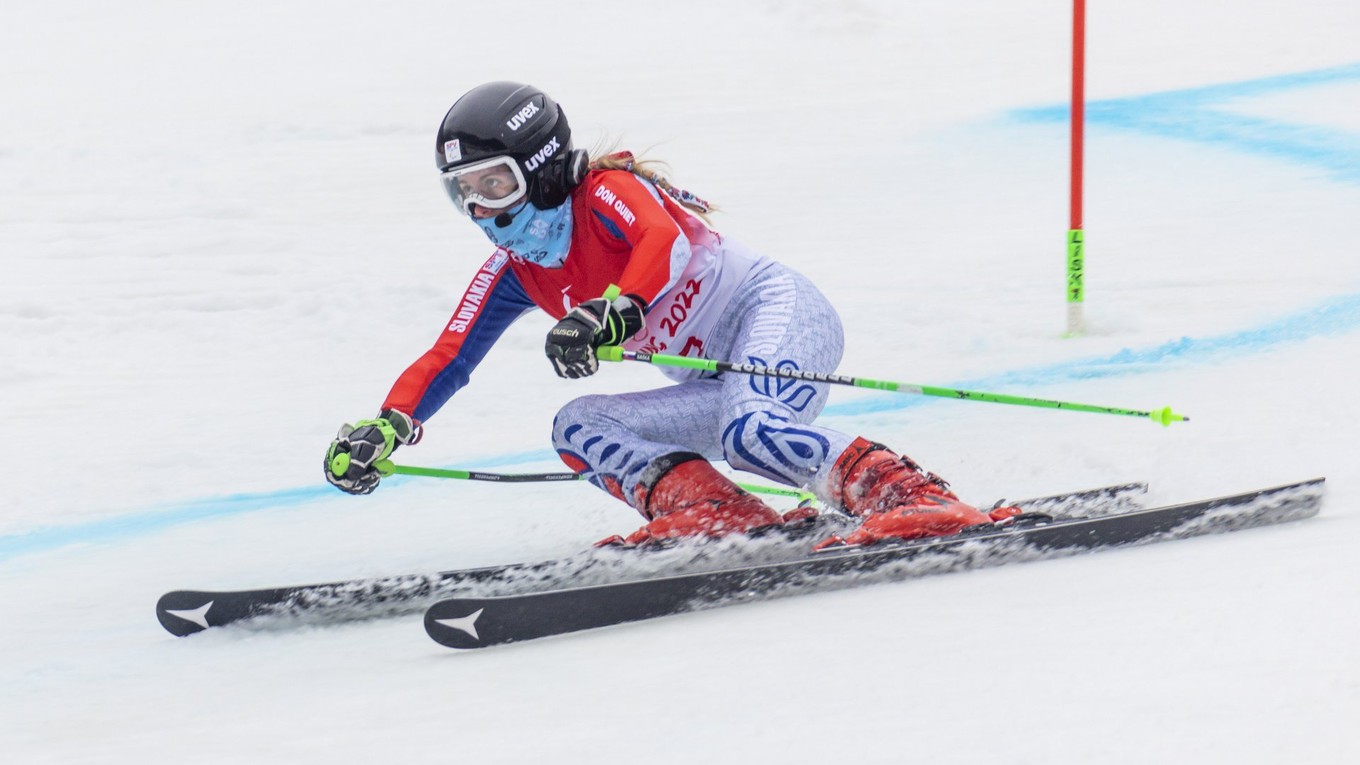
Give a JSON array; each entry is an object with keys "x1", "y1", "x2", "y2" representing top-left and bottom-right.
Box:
[{"x1": 472, "y1": 200, "x2": 574, "y2": 268}]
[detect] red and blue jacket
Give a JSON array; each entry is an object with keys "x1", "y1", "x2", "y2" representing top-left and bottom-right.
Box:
[{"x1": 381, "y1": 169, "x2": 765, "y2": 422}]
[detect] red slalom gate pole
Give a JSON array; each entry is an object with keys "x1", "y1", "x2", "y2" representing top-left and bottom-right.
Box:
[{"x1": 1066, "y1": 0, "x2": 1086, "y2": 337}]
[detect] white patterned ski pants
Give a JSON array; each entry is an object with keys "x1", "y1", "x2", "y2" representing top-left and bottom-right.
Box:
[{"x1": 552, "y1": 261, "x2": 857, "y2": 510}]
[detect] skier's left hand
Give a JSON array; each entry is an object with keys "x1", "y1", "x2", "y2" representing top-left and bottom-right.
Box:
[
  {"x1": 545, "y1": 292, "x2": 644, "y2": 378},
  {"x1": 324, "y1": 409, "x2": 421, "y2": 495}
]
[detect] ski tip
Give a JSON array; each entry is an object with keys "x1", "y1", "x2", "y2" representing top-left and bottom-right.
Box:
[
  {"x1": 155, "y1": 592, "x2": 214, "y2": 637},
  {"x1": 424, "y1": 603, "x2": 492, "y2": 650}
]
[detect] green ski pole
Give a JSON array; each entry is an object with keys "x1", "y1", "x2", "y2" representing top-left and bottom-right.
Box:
[
  {"x1": 387, "y1": 464, "x2": 817, "y2": 505},
  {"x1": 597, "y1": 347, "x2": 1188, "y2": 427},
  {"x1": 389, "y1": 465, "x2": 580, "y2": 482}
]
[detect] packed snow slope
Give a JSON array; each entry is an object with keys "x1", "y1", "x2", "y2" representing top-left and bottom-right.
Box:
[{"x1": 2, "y1": 1, "x2": 1358, "y2": 762}]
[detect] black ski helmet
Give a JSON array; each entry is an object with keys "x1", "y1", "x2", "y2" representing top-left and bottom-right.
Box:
[{"x1": 435, "y1": 81, "x2": 588, "y2": 210}]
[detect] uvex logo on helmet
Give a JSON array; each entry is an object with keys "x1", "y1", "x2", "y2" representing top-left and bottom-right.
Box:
[
  {"x1": 524, "y1": 136, "x2": 561, "y2": 172},
  {"x1": 505, "y1": 101, "x2": 542, "y2": 131}
]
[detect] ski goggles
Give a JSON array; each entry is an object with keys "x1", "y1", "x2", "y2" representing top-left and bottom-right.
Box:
[{"x1": 440, "y1": 156, "x2": 528, "y2": 215}]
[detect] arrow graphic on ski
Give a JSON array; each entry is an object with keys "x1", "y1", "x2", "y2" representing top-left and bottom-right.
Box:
[
  {"x1": 433, "y1": 608, "x2": 484, "y2": 641},
  {"x1": 163, "y1": 602, "x2": 214, "y2": 630}
]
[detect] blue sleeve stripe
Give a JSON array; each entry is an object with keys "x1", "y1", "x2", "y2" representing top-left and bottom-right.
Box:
[{"x1": 412, "y1": 269, "x2": 536, "y2": 422}]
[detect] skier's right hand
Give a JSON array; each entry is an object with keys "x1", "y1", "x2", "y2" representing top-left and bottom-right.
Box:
[
  {"x1": 324, "y1": 410, "x2": 421, "y2": 495},
  {"x1": 545, "y1": 289, "x2": 645, "y2": 379}
]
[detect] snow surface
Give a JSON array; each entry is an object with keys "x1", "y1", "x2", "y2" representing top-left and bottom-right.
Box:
[{"x1": 3, "y1": 1, "x2": 1359, "y2": 762}]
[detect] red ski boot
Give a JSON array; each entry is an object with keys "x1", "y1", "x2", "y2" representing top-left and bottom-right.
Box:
[
  {"x1": 597, "y1": 453, "x2": 788, "y2": 547},
  {"x1": 814, "y1": 438, "x2": 995, "y2": 550}
]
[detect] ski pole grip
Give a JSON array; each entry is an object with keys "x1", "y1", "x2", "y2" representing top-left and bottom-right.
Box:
[
  {"x1": 598, "y1": 346, "x2": 624, "y2": 363},
  {"x1": 648, "y1": 354, "x2": 716, "y2": 372}
]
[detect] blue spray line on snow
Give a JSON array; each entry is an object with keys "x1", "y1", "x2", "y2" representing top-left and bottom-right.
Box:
[
  {"x1": 3, "y1": 292, "x2": 1358, "y2": 563},
  {"x1": 1013, "y1": 62, "x2": 1360, "y2": 183},
  {"x1": 0, "y1": 461, "x2": 555, "y2": 563},
  {"x1": 0, "y1": 487, "x2": 335, "y2": 562}
]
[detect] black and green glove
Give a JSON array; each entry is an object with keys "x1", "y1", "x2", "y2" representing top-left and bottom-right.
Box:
[
  {"x1": 324, "y1": 409, "x2": 421, "y2": 495},
  {"x1": 545, "y1": 289, "x2": 645, "y2": 379}
]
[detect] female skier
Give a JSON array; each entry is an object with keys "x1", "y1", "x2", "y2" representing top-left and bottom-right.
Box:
[{"x1": 324, "y1": 81, "x2": 1010, "y2": 549}]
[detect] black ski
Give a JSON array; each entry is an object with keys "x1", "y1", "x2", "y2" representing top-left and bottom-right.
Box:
[
  {"x1": 155, "y1": 482, "x2": 1145, "y2": 636},
  {"x1": 423, "y1": 478, "x2": 1325, "y2": 649}
]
